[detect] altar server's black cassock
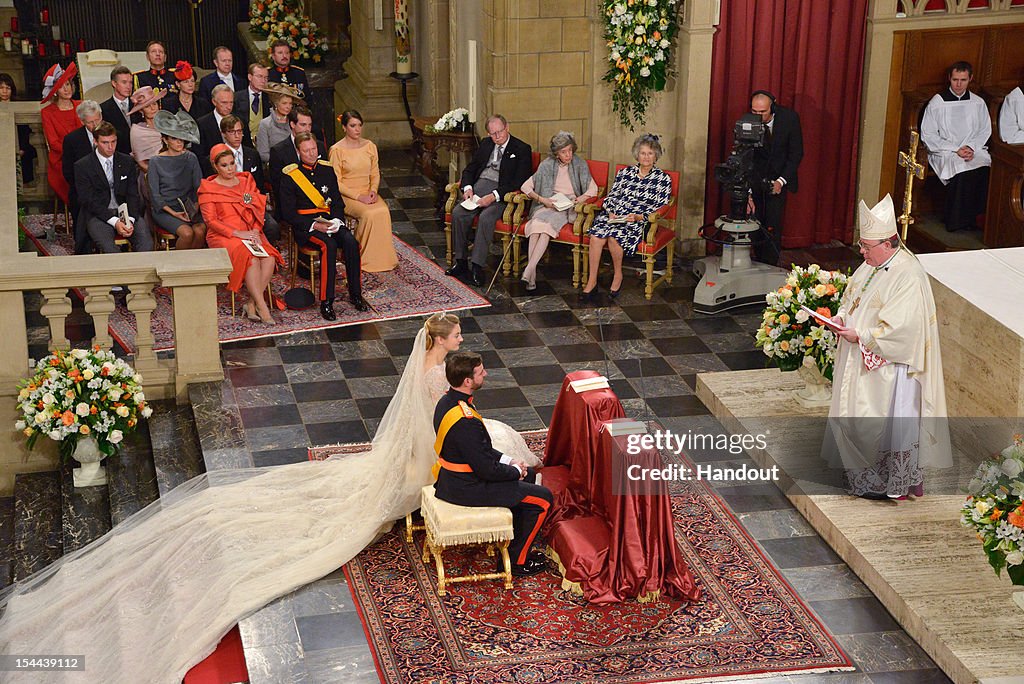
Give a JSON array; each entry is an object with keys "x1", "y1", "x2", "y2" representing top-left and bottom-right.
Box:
[{"x1": 433, "y1": 388, "x2": 552, "y2": 566}]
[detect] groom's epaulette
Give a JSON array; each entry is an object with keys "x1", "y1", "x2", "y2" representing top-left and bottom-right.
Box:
[
  {"x1": 458, "y1": 401, "x2": 474, "y2": 418},
  {"x1": 282, "y1": 163, "x2": 298, "y2": 173},
  {"x1": 317, "y1": 160, "x2": 331, "y2": 167}
]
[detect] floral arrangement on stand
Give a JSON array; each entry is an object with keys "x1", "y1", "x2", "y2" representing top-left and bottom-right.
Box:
[
  {"x1": 755, "y1": 264, "x2": 849, "y2": 380},
  {"x1": 249, "y1": 0, "x2": 298, "y2": 38},
  {"x1": 265, "y1": 13, "x2": 330, "y2": 64},
  {"x1": 426, "y1": 108, "x2": 471, "y2": 133},
  {"x1": 15, "y1": 347, "x2": 153, "y2": 461},
  {"x1": 961, "y1": 435, "x2": 1024, "y2": 585},
  {"x1": 601, "y1": 0, "x2": 680, "y2": 129}
]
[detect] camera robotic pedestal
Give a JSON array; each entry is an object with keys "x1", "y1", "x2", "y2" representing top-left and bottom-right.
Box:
[{"x1": 693, "y1": 216, "x2": 787, "y2": 314}]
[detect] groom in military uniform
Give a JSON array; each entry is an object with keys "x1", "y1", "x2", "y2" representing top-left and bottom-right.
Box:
[
  {"x1": 278, "y1": 132, "x2": 369, "y2": 318},
  {"x1": 433, "y1": 352, "x2": 552, "y2": 577}
]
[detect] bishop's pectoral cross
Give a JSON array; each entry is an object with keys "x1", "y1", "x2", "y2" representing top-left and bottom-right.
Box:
[{"x1": 897, "y1": 131, "x2": 925, "y2": 241}]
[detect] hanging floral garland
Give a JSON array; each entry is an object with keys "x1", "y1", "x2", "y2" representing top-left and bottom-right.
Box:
[{"x1": 602, "y1": 0, "x2": 680, "y2": 130}]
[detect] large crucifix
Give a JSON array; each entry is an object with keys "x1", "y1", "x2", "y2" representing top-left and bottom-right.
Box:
[{"x1": 897, "y1": 131, "x2": 926, "y2": 241}]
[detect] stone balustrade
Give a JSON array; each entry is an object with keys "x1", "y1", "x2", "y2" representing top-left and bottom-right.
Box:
[
  {"x1": 1, "y1": 101, "x2": 50, "y2": 204},
  {"x1": 0, "y1": 250, "x2": 232, "y2": 405}
]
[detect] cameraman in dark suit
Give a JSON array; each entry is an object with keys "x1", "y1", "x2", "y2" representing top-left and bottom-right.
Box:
[
  {"x1": 445, "y1": 114, "x2": 532, "y2": 286},
  {"x1": 746, "y1": 90, "x2": 803, "y2": 265},
  {"x1": 74, "y1": 122, "x2": 152, "y2": 253}
]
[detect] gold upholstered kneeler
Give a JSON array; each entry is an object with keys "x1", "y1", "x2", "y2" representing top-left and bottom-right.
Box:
[{"x1": 418, "y1": 485, "x2": 514, "y2": 596}]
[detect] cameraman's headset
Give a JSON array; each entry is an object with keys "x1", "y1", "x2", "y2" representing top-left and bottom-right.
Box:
[{"x1": 750, "y1": 90, "x2": 776, "y2": 114}]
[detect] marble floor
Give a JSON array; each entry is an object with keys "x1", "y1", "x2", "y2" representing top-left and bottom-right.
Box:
[
  {"x1": 9, "y1": 148, "x2": 950, "y2": 682},
  {"x1": 203, "y1": 148, "x2": 952, "y2": 683}
]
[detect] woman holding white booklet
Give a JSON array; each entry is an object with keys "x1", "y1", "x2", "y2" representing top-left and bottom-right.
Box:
[{"x1": 519, "y1": 131, "x2": 598, "y2": 290}]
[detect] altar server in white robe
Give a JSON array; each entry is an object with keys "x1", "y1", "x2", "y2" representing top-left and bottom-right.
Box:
[
  {"x1": 920, "y1": 61, "x2": 991, "y2": 232},
  {"x1": 825, "y1": 194, "x2": 951, "y2": 500},
  {"x1": 999, "y1": 86, "x2": 1024, "y2": 144}
]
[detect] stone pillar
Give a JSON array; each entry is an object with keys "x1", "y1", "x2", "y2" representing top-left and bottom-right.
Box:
[
  {"x1": 587, "y1": 0, "x2": 716, "y2": 255},
  {"x1": 481, "y1": 0, "x2": 595, "y2": 158},
  {"x1": 0, "y1": 113, "x2": 18, "y2": 258},
  {"x1": 337, "y1": 0, "x2": 420, "y2": 146},
  {"x1": 413, "y1": 0, "x2": 452, "y2": 116}
]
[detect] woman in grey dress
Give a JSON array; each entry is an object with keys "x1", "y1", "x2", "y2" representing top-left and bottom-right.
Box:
[
  {"x1": 149, "y1": 110, "x2": 206, "y2": 249},
  {"x1": 256, "y1": 82, "x2": 300, "y2": 164}
]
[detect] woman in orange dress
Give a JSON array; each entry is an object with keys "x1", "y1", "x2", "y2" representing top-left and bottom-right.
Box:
[
  {"x1": 39, "y1": 63, "x2": 81, "y2": 204},
  {"x1": 198, "y1": 144, "x2": 283, "y2": 324},
  {"x1": 328, "y1": 109, "x2": 398, "y2": 272}
]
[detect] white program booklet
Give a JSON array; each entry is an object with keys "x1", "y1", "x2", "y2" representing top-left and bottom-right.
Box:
[
  {"x1": 460, "y1": 195, "x2": 482, "y2": 211},
  {"x1": 549, "y1": 193, "x2": 574, "y2": 211}
]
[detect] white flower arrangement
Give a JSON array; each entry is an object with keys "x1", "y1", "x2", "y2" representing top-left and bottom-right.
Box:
[
  {"x1": 249, "y1": 0, "x2": 298, "y2": 38},
  {"x1": 961, "y1": 435, "x2": 1024, "y2": 585},
  {"x1": 15, "y1": 347, "x2": 153, "y2": 460},
  {"x1": 754, "y1": 264, "x2": 849, "y2": 378},
  {"x1": 602, "y1": 0, "x2": 680, "y2": 129},
  {"x1": 430, "y1": 108, "x2": 471, "y2": 132}
]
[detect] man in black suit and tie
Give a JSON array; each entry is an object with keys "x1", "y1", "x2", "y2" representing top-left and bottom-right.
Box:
[
  {"x1": 62, "y1": 101, "x2": 104, "y2": 254},
  {"x1": 195, "y1": 84, "x2": 236, "y2": 167},
  {"x1": 446, "y1": 114, "x2": 532, "y2": 286},
  {"x1": 74, "y1": 122, "x2": 152, "y2": 253},
  {"x1": 268, "y1": 106, "x2": 324, "y2": 218},
  {"x1": 197, "y1": 46, "x2": 245, "y2": 104},
  {"x1": 232, "y1": 63, "x2": 271, "y2": 149},
  {"x1": 747, "y1": 90, "x2": 803, "y2": 265},
  {"x1": 99, "y1": 66, "x2": 135, "y2": 155}
]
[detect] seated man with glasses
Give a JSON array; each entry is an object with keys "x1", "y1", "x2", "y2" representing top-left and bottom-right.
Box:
[{"x1": 445, "y1": 114, "x2": 532, "y2": 286}]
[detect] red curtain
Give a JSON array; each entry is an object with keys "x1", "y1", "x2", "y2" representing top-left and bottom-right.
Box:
[{"x1": 703, "y1": 0, "x2": 869, "y2": 247}]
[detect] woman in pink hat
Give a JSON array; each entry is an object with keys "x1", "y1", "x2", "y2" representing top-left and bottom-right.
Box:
[
  {"x1": 127, "y1": 85, "x2": 167, "y2": 174},
  {"x1": 39, "y1": 62, "x2": 80, "y2": 205}
]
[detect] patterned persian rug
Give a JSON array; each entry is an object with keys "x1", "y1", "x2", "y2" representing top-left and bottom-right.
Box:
[
  {"x1": 309, "y1": 432, "x2": 854, "y2": 684},
  {"x1": 20, "y1": 215, "x2": 489, "y2": 352}
]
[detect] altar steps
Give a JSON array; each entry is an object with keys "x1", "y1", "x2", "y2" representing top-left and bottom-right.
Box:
[{"x1": 4, "y1": 402, "x2": 206, "y2": 587}]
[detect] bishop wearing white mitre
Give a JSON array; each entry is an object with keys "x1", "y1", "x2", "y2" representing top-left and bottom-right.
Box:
[{"x1": 825, "y1": 195, "x2": 952, "y2": 500}]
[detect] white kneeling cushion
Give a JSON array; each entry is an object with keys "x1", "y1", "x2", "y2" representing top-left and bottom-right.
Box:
[{"x1": 420, "y1": 484, "x2": 513, "y2": 547}]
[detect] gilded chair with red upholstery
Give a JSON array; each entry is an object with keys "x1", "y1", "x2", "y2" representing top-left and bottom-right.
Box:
[
  {"x1": 506, "y1": 157, "x2": 610, "y2": 287},
  {"x1": 579, "y1": 165, "x2": 679, "y2": 299}
]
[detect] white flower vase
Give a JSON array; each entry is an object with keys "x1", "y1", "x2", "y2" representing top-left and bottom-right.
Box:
[
  {"x1": 792, "y1": 356, "x2": 832, "y2": 408},
  {"x1": 72, "y1": 435, "x2": 108, "y2": 488}
]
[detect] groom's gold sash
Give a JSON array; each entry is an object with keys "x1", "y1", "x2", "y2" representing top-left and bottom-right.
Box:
[{"x1": 431, "y1": 401, "x2": 483, "y2": 480}]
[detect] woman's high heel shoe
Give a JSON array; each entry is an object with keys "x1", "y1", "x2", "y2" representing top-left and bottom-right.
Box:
[
  {"x1": 579, "y1": 288, "x2": 596, "y2": 303},
  {"x1": 242, "y1": 301, "x2": 261, "y2": 322},
  {"x1": 608, "y1": 288, "x2": 621, "y2": 299}
]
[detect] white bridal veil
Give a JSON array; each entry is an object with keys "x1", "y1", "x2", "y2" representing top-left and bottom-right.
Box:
[{"x1": 0, "y1": 328, "x2": 437, "y2": 682}]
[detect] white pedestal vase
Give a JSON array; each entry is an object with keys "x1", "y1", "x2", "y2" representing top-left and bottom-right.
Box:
[
  {"x1": 792, "y1": 357, "x2": 832, "y2": 408},
  {"x1": 72, "y1": 435, "x2": 108, "y2": 488}
]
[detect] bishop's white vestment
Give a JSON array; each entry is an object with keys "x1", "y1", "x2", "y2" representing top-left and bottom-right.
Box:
[{"x1": 827, "y1": 248, "x2": 952, "y2": 496}]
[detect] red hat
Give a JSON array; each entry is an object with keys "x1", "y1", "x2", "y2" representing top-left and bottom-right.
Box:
[
  {"x1": 174, "y1": 60, "x2": 194, "y2": 82},
  {"x1": 40, "y1": 62, "x2": 78, "y2": 103},
  {"x1": 209, "y1": 143, "x2": 233, "y2": 164}
]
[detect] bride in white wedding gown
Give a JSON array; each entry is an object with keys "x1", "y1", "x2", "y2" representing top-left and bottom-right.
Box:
[{"x1": 0, "y1": 313, "x2": 539, "y2": 683}]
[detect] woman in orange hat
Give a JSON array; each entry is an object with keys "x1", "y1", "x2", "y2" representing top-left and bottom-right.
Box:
[
  {"x1": 198, "y1": 144, "x2": 283, "y2": 324},
  {"x1": 39, "y1": 62, "x2": 80, "y2": 204},
  {"x1": 163, "y1": 61, "x2": 212, "y2": 120}
]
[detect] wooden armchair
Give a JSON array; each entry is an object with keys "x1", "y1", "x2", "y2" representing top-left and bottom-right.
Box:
[
  {"x1": 505, "y1": 157, "x2": 610, "y2": 286},
  {"x1": 578, "y1": 165, "x2": 679, "y2": 299}
]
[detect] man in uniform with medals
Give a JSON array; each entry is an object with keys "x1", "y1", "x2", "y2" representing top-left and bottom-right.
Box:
[
  {"x1": 825, "y1": 195, "x2": 951, "y2": 500},
  {"x1": 278, "y1": 132, "x2": 369, "y2": 318},
  {"x1": 920, "y1": 61, "x2": 991, "y2": 232},
  {"x1": 433, "y1": 352, "x2": 552, "y2": 577},
  {"x1": 267, "y1": 39, "x2": 308, "y2": 97},
  {"x1": 133, "y1": 41, "x2": 176, "y2": 93}
]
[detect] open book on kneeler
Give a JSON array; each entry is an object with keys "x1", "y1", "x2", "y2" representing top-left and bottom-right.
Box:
[{"x1": 570, "y1": 375, "x2": 609, "y2": 393}]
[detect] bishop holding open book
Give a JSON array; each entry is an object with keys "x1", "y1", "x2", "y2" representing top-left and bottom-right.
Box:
[{"x1": 824, "y1": 195, "x2": 951, "y2": 500}]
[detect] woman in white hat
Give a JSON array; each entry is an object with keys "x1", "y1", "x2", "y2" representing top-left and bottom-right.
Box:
[
  {"x1": 149, "y1": 110, "x2": 206, "y2": 249},
  {"x1": 255, "y1": 81, "x2": 299, "y2": 164},
  {"x1": 39, "y1": 62, "x2": 80, "y2": 205},
  {"x1": 127, "y1": 85, "x2": 167, "y2": 174}
]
